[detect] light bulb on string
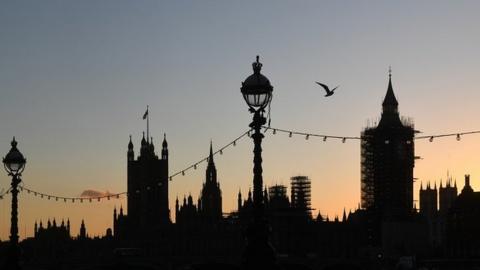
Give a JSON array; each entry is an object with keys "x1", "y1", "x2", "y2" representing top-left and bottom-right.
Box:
[
  {"x1": 289, "y1": 132, "x2": 292, "y2": 138},
  {"x1": 305, "y1": 135, "x2": 309, "y2": 140},
  {"x1": 456, "y1": 134, "x2": 461, "y2": 141},
  {"x1": 323, "y1": 136, "x2": 327, "y2": 142},
  {"x1": 273, "y1": 129, "x2": 276, "y2": 135},
  {"x1": 342, "y1": 138, "x2": 346, "y2": 143},
  {"x1": 429, "y1": 136, "x2": 434, "y2": 142}
]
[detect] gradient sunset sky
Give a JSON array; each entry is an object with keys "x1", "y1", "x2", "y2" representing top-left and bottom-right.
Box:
[{"x1": 1, "y1": 1, "x2": 480, "y2": 240}]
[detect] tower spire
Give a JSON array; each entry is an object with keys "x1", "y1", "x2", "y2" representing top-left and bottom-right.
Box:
[
  {"x1": 209, "y1": 140, "x2": 214, "y2": 164},
  {"x1": 383, "y1": 67, "x2": 398, "y2": 110}
]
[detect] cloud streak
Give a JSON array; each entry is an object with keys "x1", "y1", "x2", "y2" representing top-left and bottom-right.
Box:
[{"x1": 80, "y1": 189, "x2": 112, "y2": 198}]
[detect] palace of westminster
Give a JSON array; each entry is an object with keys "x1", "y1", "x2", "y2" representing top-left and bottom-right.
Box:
[{"x1": 2, "y1": 75, "x2": 480, "y2": 269}]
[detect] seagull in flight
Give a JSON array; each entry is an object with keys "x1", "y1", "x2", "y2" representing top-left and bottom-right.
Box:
[{"x1": 316, "y1": 82, "x2": 339, "y2": 97}]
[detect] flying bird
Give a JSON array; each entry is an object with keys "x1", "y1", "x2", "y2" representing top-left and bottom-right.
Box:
[{"x1": 316, "y1": 82, "x2": 339, "y2": 97}]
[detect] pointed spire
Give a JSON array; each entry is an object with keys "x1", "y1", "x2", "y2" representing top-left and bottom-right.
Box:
[
  {"x1": 383, "y1": 67, "x2": 398, "y2": 108},
  {"x1": 141, "y1": 132, "x2": 146, "y2": 145},
  {"x1": 440, "y1": 179, "x2": 443, "y2": 188},
  {"x1": 208, "y1": 140, "x2": 214, "y2": 165},
  {"x1": 342, "y1": 208, "x2": 347, "y2": 222},
  {"x1": 162, "y1": 133, "x2": 167, "y2": 148},
  {"x1": 420, "y1": 182, "x2": 423, "y2": 190},
  {"x1": 128, "y1": 135, "x2": 133, "y2": 150}
]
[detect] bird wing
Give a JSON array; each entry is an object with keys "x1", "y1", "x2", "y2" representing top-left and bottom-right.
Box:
[
  {"x1": 331, "y1": 85, "x2": 340, "y2": 92},
  {"x1": 315, "y1": 82, "x2": 330, "y2": 93}
]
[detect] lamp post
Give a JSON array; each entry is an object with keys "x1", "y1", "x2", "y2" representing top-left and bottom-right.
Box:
[
  {"x1": 3, "y1": 137, "x2": 26, "y2": 270},
  {"x1": 240, "y1": 56, "x2": 277, "y2": 269}
]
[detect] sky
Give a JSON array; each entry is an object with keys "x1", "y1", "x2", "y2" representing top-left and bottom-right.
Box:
[{"x1": 1, "y1": 1, "x2": 480, "y2": 240}]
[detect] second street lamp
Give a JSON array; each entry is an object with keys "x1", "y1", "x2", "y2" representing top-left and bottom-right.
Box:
[
  {"x1": 240, "y1": 56, "x2": 277, "y2": 269},
  {"x1": 3, "y1": 137, "x2": 26, "y2": 270}
]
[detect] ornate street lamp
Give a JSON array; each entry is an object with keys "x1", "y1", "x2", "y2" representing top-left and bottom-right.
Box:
[
  {"x1": 240, "y1": 56, "x2": 277, "y2": 269},
  {"x1": 3, "y1": 137, "x2": 26, "y2": 270}
]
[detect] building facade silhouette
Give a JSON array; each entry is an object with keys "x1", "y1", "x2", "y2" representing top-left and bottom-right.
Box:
[
  {"x1": 361, "y1": 73, "x2": 415, "y2": 220},
  {"x1": 115, "y1": 133, "x2": 170, "y2": 240}
]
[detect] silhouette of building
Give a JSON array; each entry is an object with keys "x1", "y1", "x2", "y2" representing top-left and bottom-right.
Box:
[
  {"x1": 34, "y1": 218, "x2": 70, "y2": 240},
  {"x1": 198, "y1": 142, "x2": 222, "y2": 222},
  {"x1": 420, "y1": 182, "x2": 437, "y2": 218},
  {"x1": 268, "y1": 184, "x2": 290, "y2": 211},
  {"x1": 79, "y1": 219, "x2": 87, "y2": 239},
  {"x1": 116, "y1": 133, "x2": 170, "y2": 240},
  {"x1": 446, "y1": 174, "x2": 480, "y2": 257},
  {"x1": 439, "y1": 177, "x2": 457, "y2": 214},
  {"x1": 175, "y1": 143, "x2": 223, "y2": 225},
  {"x1": 361, "y1": 72, "x2": 415, "y2": 220},
  {"x1": 290, "y1": 176, "x2": 312, "y2": 217},
  {"x1": 175, "y1": 194, "x2": 199, "y2": 225}
]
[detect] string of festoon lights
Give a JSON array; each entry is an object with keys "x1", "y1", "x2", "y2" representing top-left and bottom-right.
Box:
[
  {"x1": 0, "y1": 187, "x2": 12, "y2": 200},
  {"x1": 7, "y1": 129, "x2": 252, "y2": 203},
  {"x1": 5, "y1": 126, "x2": 480, "y2": 203}
]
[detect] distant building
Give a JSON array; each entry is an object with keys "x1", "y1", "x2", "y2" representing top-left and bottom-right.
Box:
[
  {"x1": 439, "y1": 177, "x2": 458, "y2": 215},
  {"x1": 175, "y1": 142, "x2": 223, "y2": 225},
  {"x1": 446, "y1": 174, "x2": 480, "y2": 257},
  {"x1": 115, "y1": 133, "x2": 170, "y2": 240},
  {"x1": 290, "y1": 176, "x2": 312, "y2": 217},
  {"x1": 420, "y1": 182, "x2": 437, "y2": 218},
  {"x1": 34, "y1": 218, "x2": 70, "y2": 240},
  {"x1": 361, "y1": 73, "x2": 415, "y2": 220},
  {"x1": 198, "y1": 142, "x2": 223, "y2": 221}
]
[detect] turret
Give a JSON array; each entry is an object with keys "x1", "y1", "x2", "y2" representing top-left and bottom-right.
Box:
[
  {"x1": 140, "y1": 132, "x2": 148, "y2": 156},
  {"x1": 150, "y1": 137, "x2": 155, "y2": 154},
  {"x1": 238, "y1": 189, "x2": 242, "y2": 211},
  {"x1": 67, "y1": 219, "x2": 70, "y2": 234},
  {"x1": 162, "y1": 133, "x2": 168, "y2": 160},
  {"x1": 80, "y1": 219, "x2": 86, "y2": 239},
  {"x1": 128, "y1": 135, "x2": 134, "y2": 161},
  {"x1": 188, "y1": 194, "x2": 193, "y2": 206},
  {"x1": 462, "y1": 174, "x2": 474, "y2": 195}
]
